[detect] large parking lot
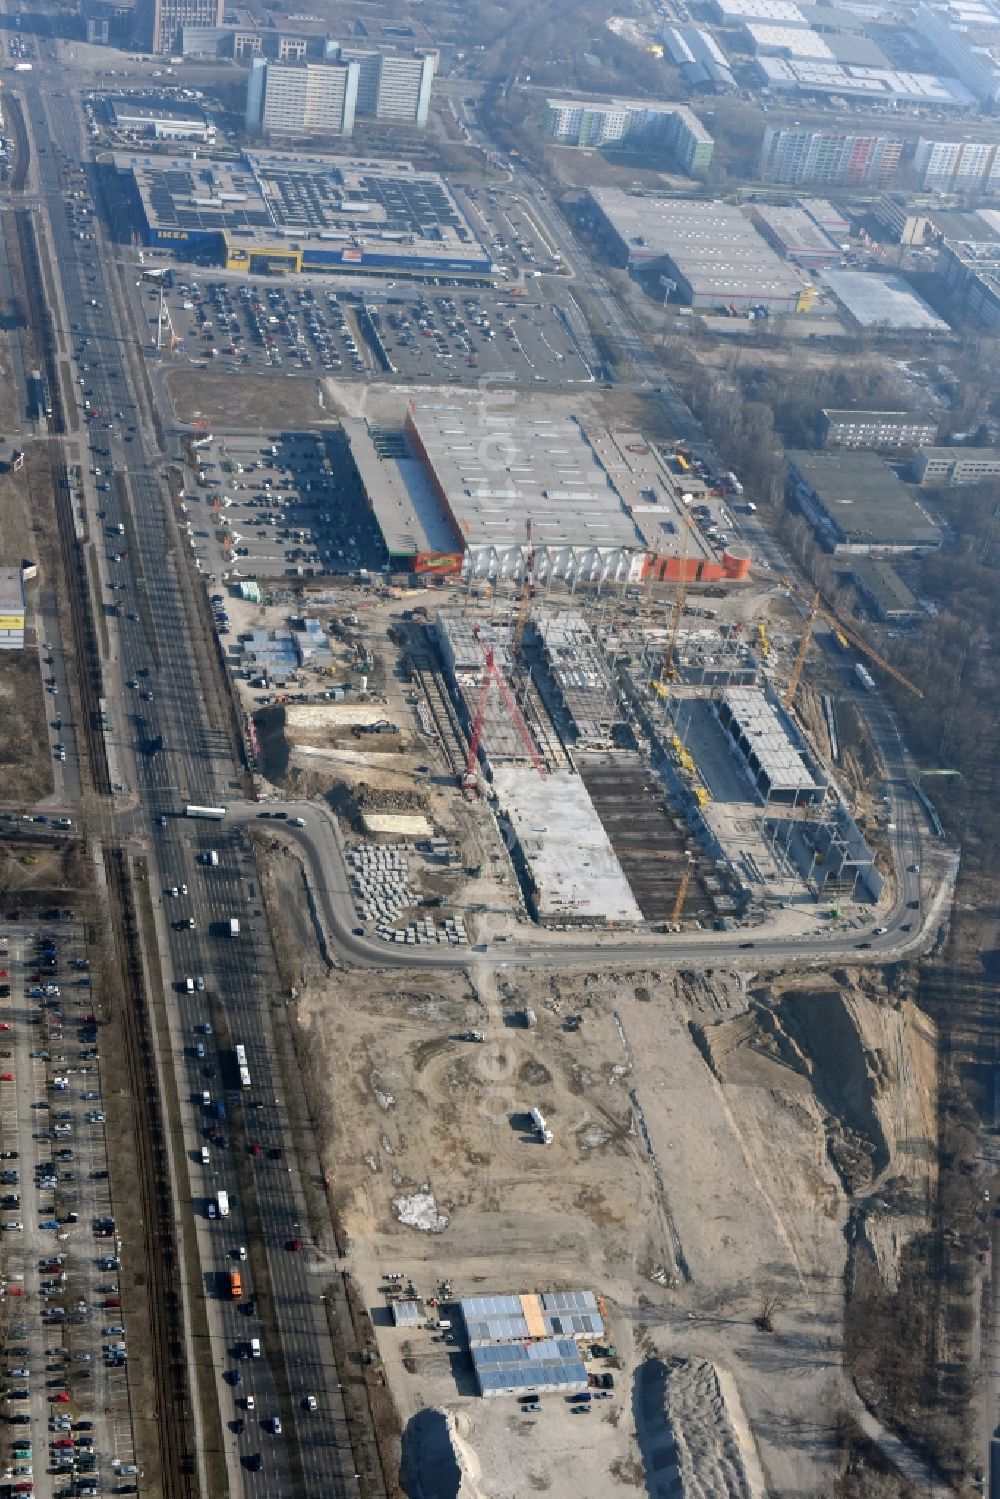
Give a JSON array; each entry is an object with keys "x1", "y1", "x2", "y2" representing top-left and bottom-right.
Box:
[
  {"x1": 184, "y1": 429, "x2": 387, "y2": 583},
  {"x1": 362, "y1": 290, "x2": 596, "y2": 384},
  {"x1": 0, "y1": 905, "x2": 138, "y2": 1498},
  {"x1": 146, "y1": 276, "x2": 597, "y2": 387}
]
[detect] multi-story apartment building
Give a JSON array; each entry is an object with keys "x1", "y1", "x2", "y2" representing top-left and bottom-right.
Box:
[
  {"x1": 246, "y1": 48, "x2": 436, "y2": 134},
  {"x1": 914, "y1": 136, "x2": 1000, "y2": 191},
  {"x1": 543, "y1": 98, "x2": 713, "y2": 175},
  {"x1": 246, "y1": 57, "x2": 360, "y2": 134},
  {"x1": 760, "y1": 126, "x2": 902, "y2": 186},
  {"x1": 335, "y1": 45, "x2": 435, "y2": 125}
]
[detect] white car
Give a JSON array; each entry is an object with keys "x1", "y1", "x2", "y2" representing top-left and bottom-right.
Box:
[
  {"x1": 245, "y1": 1395, "x2": 255, "y2": 1411},
  {"x1": 169, "y1": 887, "x2": 178, "y2": 898},
  {"x1": 2, "y1": 1221, "x2": 22, "y2": 1231},
  {"x1": 304, "y1": 1395, "x2": 317, "y2": 1412}
]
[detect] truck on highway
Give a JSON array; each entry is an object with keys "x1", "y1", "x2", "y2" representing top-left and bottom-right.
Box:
[
  {"x1": 228, "y1": 918, "x2": 240, "y2": 938},
  {"x1": 186, "y1": 805, "x2": 226, "y2": 821},
  {"x1": 229, "y1": 1270, "x2": 242, "y2": 1300},
  {"x1": 217, "y1": 1190, "x2": 230, "y2": 1218}
]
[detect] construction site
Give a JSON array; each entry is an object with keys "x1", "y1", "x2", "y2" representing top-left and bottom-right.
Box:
[{"x1": 239, "y1": 510, "x2": 927, "y2": 941}]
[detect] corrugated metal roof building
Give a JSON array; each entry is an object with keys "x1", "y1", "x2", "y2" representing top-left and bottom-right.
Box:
[
  {"x1": 472, "y1": 1339, "x2": 589, "y2": 1398},
  {"x1": 460, "y1": 1290, "x2": 604, "y2": 1348}
]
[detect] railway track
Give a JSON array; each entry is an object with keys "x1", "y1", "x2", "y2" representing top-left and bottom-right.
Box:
[
  {"x1": 105, "y1": 847, "x2": 199, "y2": 1499},
  {"x1": 14, "y1": 210, "x2": 64, "y2": 434}
]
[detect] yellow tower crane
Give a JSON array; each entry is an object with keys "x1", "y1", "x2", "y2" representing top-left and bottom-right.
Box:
[
  {"x1": 782, "y1": 584, "x2": 924, "y2": 709},
  {"x1": 672, "y1": 866, "x2": 691, "y2": 925}
]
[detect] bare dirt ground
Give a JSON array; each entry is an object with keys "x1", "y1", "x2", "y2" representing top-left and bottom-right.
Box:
[
  {"x1": 0, "y1": 458, "x2": 53, "y2": 803},
  {"x1": 164, "y1": 369, "x2": 329, "y2": 427},
  {"x1": 259, "y1": 833, "x2": 939, "y2": 1499}
]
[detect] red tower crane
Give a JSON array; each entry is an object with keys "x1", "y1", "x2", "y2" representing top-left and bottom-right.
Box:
[{"x1": 463, "y1": 646, "x2": 544, "y2": 791}]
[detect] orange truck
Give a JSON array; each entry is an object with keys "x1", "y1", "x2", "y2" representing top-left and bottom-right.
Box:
[{"x1": 229, "y1": 1270, "x2": 243, "y2": 1300}]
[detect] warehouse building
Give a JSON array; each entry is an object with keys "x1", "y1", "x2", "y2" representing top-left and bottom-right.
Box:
[
  {"x1": 0, "y1": 568, "x2": 25, "y2": 650},
  {"x1": 820, "y1": 409, "x2": 939, "y2": 449},
  {"x1": 745, "y1": 22, "x2": 837, "y2": 58},
  {"x1": 108, "y1": 98, "x2": 216, "y2": 142},
  {"x1": 404, "y1": 398, "x2": 646, "y2": 585},
  {"x1": 760, "y1": 126, "x2": 902, "y2": 187},
  {"x1": 820, "y1": 269, "x2": 949, "y2": 331},
  {"x1": 714, "y1": 686, "x2": 826, "y2": 805},
  {"x1": 662, "y1": 25, "x2": 737, "y2": 89},
  {"x1": 543, "y1": 98, "x2": 713, "y2": 175},
  {"x1": 848, "y1": 557, "x2": 921, "y2": 620},
  {"x1": 588, "y1": 191, "x2": 808, "y2": 312},
  {"x1": 916, "y1": 0, "x2": 1000, "y2": 106},
  {"x1": 117, "y1": 151, "x2": 490, "y2": 278},
  {"x1": 749, "y1": 204, "x2": 842, "y2": 267},
  {"x1": 462, "y1": 1291, "x2": 604, "y2": 1346},
  {"x1": 709, "y1": 0, "x2": 810, "y2": 21},
  {"x1": 787, "y1": 449, "x2": 943, "y2": 553},
  {"x1": 754, "y1": 56, "x2": 974, "y2": 107},
  {"x1": 471, "y1": 1340, "x2": 590, "y2": 1397},
  {"x1": 344, "y1": 400, "x2": 752, "y2": 584},
  {"x1": 461, "y1": 1290, "x2": 604, "y2": 1397},
  {"x1": 914, "y1": 445, "x2": 1000, "y2": 484}
]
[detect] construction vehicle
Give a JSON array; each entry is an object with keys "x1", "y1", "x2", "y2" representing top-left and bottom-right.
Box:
[{"x1": 782, "y1": 585, "x2": 923, "y2": 710}]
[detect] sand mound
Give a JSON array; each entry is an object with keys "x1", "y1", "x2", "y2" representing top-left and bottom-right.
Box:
[
  {"x1": 636, "y1": 1357, "x2": 767, "y2": 1499},
  {"x1": 399, "y1": 1408, "x2": 489, "y2": 1499}
]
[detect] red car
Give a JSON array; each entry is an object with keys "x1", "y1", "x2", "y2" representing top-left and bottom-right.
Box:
[
  {"x1": 0, "y1": 1074, "x2": 14, "y2": 1082},
  {"x1": 249, "y1": 1144, "x2": 262, "y2": 1158},
  {"x1": 52, "y1": 1438, "x2": 74, "y2": 1449},
  {"x1": 0, "y1": 1023, "x2": 11, "y2": 1031},
  {"x1": 50, "y1": 1391, "x2": 70, "y2": 1402},
  {"x1": 287, "y1": 1238, "x2": 302, "y2": 1252}
]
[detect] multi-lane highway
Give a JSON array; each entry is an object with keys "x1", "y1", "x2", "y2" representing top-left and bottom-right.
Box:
[{"x1": 15, "y1": 60, "x2": 360, "y2": 1499}]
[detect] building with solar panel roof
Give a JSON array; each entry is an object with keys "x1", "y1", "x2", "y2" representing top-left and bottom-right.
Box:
[{"x1": 115, "y1": 149, "x2": 492, "y2": 278}]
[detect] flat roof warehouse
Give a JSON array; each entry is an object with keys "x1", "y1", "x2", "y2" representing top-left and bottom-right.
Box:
[{"x1": 116, "y1": 149, "x2": 493, "y2": 276}]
